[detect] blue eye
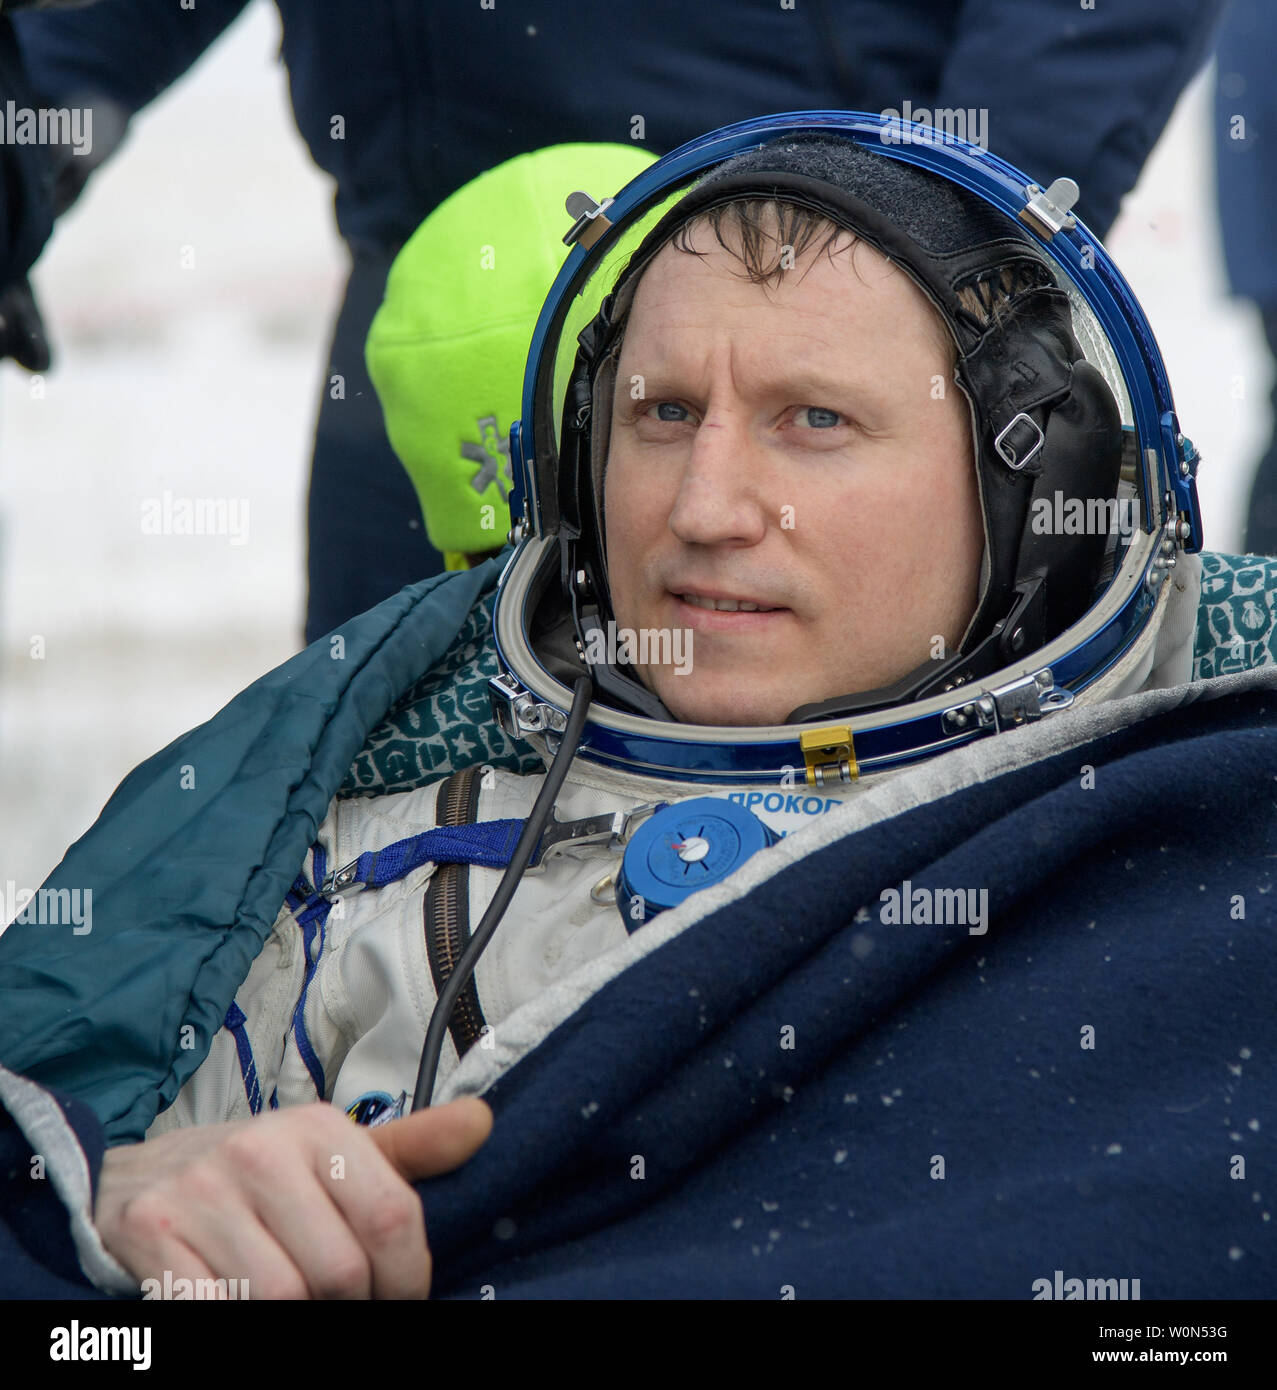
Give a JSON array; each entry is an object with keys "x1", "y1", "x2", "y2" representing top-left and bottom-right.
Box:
[
  {"x1": 799, "y1": 406, "x2": 841, "y2": 428},
  {"x1": 654, "y1": 402, "x2": 688, "y2": 422}
]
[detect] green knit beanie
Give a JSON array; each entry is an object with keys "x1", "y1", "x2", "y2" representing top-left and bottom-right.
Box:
[{"x1": 367, "y1": 142, "x2": 660, "y2": 569}]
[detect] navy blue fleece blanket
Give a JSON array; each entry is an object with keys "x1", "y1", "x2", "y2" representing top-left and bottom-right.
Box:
[
  {"x1": 419, "y1": 672, "x2": 1277, "y2": 1300},
  {"x1": 2, "y1": 670, "x2": 1274, "y2": 1299}
]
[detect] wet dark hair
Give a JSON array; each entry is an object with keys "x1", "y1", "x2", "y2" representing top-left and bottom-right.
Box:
[
  {"x1": 670, "y1": 197, "x2": 851, "y2": 289},
  {"x1": 669, "y1": 196, "x2": 959, "y2": 369}
]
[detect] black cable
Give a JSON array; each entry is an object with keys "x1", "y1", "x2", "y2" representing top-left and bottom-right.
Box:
[{"x1": 411, "y1": 675, "x2": 594, "y2": 1110}]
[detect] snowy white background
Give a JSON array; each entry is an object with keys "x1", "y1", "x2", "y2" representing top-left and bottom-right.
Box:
[{"x1": 0, "y1": 2, "x2": 1269, "y2": 917}]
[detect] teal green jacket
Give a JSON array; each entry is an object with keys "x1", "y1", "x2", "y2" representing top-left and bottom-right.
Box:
[{"x1": 0, "y1": 555, "x2": 536, "y2": 1144}]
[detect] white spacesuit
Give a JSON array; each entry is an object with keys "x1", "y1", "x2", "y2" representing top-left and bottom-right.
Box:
[{"x1": 147, "y1": 112, "x2": 1205, "y2": 1136}]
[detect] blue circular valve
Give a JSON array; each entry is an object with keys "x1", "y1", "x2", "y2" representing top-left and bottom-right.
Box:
[{"x1": 615, "y1": 797, "x2": 780, "y2": 930}]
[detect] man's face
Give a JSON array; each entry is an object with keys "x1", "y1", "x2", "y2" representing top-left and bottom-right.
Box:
[{"x1": 602, "y1": 216, "x2": 984, "y2": 726}]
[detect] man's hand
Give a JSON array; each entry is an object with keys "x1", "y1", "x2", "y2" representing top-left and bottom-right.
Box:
[{"x1": 92, "y1": 1098, "x2": 492, "y2": 1299}]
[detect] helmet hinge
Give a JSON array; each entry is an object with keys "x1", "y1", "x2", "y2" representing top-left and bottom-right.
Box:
[
  {"x1": 941, "y1": 667, "x2": 1073, "y2": 734},
  {"x1": 799, "y1": 726, "x2": 858, "y2": 786},
  {"x1": 1017, "y1": 178, "x2": 1079, "y2": 240},
  {"x1": 564, "y1": 191, "x2": 615, "y2": 249}
]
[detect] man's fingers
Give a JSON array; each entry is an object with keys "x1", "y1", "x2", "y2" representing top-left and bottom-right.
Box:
[
  {"x1": 116, "y1": 1185, "x2": 312, "y2": 1301},
  {"x1": 94, "y1": 1101, "x2": 490, "y2": 1301},
  {"x1": 214, "y1": 1110, "x2": 427, "y2": 1299},
  {"x1": 369, "y1": 1097, "x2": 493, "y2": 1183},
  {"x1": 117, "y1": 1234, "x2": 219, "y2": 1299},
  {"x1": 247, "y1": 1171, "x2": 377, "y2": 1300}
]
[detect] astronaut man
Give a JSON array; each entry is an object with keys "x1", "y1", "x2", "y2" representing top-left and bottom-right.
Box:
[{"x1": 84, "y1": 116, "x2": 1211, "y2": 1298}]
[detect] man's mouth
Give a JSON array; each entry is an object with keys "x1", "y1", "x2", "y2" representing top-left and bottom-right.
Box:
[
  {"x1": 676, "y1": 592, "x2": 782, "y2": 613},
  {"x1": 668, "y1": 589, "x2": 790, "y2": 627}
]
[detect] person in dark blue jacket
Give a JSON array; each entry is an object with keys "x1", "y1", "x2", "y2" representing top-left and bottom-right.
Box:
[
  {"x1": 1214, "y1": 0, "x2": 1277, "y2": 557},
  {"x1": 7, "y1": 0, "x2": 1226, "y2": 641},
  {"x1": 0, "y1": 5, "x2": 54, "y2": 364}
]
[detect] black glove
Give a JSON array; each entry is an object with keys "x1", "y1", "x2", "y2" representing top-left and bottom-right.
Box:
[{"x1": 0, "y1": 277, "x2": 52, "y2": 372}]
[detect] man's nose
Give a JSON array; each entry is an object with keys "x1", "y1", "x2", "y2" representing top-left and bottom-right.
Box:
[{"x1": 666, "y1": 411, "x2": 769, "y2": 547}]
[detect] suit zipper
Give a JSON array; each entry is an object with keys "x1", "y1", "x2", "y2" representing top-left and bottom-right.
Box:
[{"x1": 423, "y1": 766, "x2": 489, "y2": 1057}]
